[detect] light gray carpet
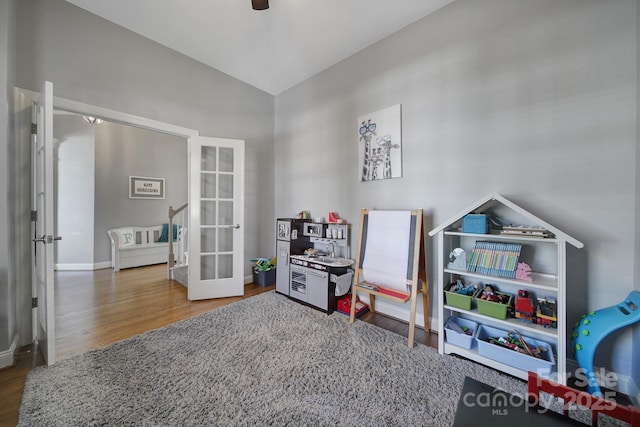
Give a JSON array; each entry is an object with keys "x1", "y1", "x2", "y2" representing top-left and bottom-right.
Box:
[{"x1": 18, "y1": 292, "x2": 581, "y2": 426}]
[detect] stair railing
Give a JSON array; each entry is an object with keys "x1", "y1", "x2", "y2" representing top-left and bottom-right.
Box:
[{"x1": 168, "y1": 203, "x2": 188, "y2": 279}]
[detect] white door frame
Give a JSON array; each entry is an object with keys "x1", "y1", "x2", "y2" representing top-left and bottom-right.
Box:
[
  {"x1": 15, "y1": 88, "x2": 200, "y2": 139},
  {"x1": 14, "y1": 87, "x2": 200, "y2": 349}
]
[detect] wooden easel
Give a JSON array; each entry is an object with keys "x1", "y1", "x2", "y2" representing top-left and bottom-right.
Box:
[{"x1": 349, "y1": 209, "x2": 429, "y2": 348}]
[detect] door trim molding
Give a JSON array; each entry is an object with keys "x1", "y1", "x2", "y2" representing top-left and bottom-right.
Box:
[{"x1": 15, "y1": 87, "x2": 199, "y2": 138}]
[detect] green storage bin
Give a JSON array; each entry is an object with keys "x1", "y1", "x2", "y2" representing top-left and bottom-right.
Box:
[
  {"x1": 444, "y1": 283, "x2": 476, "y2": 310},
  {"x1": 475, "y1": 291, "x2": 513, "y2": 319}
]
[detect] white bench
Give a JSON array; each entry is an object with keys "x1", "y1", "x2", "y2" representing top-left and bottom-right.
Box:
[{"x1": 107, "y1": 225, "x2": 179, "y2": 272}]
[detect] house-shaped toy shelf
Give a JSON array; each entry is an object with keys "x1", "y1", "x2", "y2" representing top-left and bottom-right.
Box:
[{"x1": 428, "y1": 193, "x2": 583, "y2": 383}]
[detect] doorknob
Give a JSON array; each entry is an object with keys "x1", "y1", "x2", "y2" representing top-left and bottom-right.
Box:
[
  {"x1": 33, "y1": 235, "x2": 63, "y2": 244},
  {"x1": 229, "y1": 224, "x2": 240, "y2": 229}
]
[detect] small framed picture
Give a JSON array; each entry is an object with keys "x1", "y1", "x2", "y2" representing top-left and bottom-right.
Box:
[{"x1": 129, "y1": 176, "x2": 165, "y2": 199}]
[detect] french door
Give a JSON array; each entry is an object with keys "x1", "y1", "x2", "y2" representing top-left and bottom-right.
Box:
[
  {"x1": 31, "y1": 81, "x2": 56, "y2": 365},
  {"x1": 188, "y1": 136, "x2": 245, "y2": 300}
]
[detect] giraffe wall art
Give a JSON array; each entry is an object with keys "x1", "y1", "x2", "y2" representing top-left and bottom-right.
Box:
[{"x1": 357, "y1": 104, "x2": 402, "y2": 181}]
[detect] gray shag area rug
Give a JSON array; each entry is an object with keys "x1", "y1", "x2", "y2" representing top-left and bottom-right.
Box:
[{"x1": 19, "y1": 292, "x2": 606, "y2": 426}]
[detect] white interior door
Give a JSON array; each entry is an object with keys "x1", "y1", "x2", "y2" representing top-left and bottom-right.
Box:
[
  {"x1": 31, "y1": 81, "x2": 56, "y2": 365},
  {"x1": 188, "y1": 136, "x2": 245, "y2": 300}
]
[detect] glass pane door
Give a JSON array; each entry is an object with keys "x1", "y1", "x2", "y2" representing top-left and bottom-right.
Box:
[{"x1": 188, "y1": 137, "x2": 244, "y2": 300}]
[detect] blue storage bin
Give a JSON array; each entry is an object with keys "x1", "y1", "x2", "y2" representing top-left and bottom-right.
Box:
[
  {"x1": 475, "y1": 325, "x2": 555, "y2": 373},
  {"x1": 444, "y1": 317, "x2": 478, "y2": 349},
  {"x1": 463, "y1": 214, "x2": 488, "y2": 234}
]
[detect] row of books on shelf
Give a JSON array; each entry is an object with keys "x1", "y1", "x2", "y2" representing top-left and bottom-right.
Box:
[{"x1": 466, "y1": 241, "x2": 522, "y2": 278}]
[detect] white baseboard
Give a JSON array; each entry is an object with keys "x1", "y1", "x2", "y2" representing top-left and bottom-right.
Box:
[
  {"x1": 55, "y1": 261, "x2": 112, "y2": 271},
  {"x1": 619, "y1": 374, "x2": 640, "y2": 406},
  {"x1": 93, "y1": 261, "x2": 112, "y2": 270},
  {"x1": 596, "y1": 371, "x2": 640, "y2": 406},
  {"x1": 566, "y1": 357, "x2": 639, "y2": 405},
  {"x1": 430, "y1": 317, "x2": 440, "y2": 333},
  {"x1": 56, "y1": 263, "x2": 95, "y2": 271},
  {"x1": 0, "y1": 334, "x2": 19, "y2": 369}
]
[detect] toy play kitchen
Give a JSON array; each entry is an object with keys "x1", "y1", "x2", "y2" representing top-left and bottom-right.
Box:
[{"x1": 275, "y1": 217, "x2": 354, "y2": 313}]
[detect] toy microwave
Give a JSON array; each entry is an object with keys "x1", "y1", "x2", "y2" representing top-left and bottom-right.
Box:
[{"x1": 303, "y1": 223, "x2": 325, "y2": 238}]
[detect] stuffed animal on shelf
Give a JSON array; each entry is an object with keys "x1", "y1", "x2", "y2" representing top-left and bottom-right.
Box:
[
  {"x1": 515, "y1": 262, "x2": 533, "y2": 282},
  {"x1": 480, "y1": 284, "x2": 500, "y2": 302},
  {"x1": 447, "y1": 248, "x2": 467, "y2": 270},
  {"x1": 449, "y1": 279, "x2": 476, "y2": 296}
]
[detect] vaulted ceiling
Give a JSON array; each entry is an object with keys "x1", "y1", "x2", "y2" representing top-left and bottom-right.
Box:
[{"x1": 65, "y1": 0, "x2": 454, "y2": 95}]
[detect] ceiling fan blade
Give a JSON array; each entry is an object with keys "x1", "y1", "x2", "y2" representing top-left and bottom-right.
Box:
[{"x1": 252, "y1": 0, "x2": 269, "y2": 10}]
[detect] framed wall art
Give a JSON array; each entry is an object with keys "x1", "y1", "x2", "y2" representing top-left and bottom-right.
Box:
[
  {"x1": 129, "y1": 176, "x2": 165, "y2": 199},
  {"x1": 357, "y1": 104, "x2": 402, "y2": 182}
]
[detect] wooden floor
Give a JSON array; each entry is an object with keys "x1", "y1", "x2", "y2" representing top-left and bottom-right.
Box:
[{"x1": 0, "y1": 264, "x2": 436, "y2": 426}]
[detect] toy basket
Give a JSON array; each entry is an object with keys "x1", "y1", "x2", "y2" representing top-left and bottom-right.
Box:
[
  {"x1": 444, "y1": 282, "x2": 476, "y2": 310},
  {"x1": 444, "y1": 317, "x2": 478, "y2": 349},
  {"x1": 475, "y1": 325, "x2": 555, "y2": 372},
  {"x1": 252, "y1": 268, "x2": 276, "y2": 287},
  {"x1": 475, "y1": 289, "x2": 512, "y2": 320},
  {"x1": 462, "y1": 214, "x2": 488, "y2": 234}
]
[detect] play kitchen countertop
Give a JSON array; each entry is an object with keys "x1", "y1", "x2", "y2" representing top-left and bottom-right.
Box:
[{"x1": 290, "y1": 254, "x2": 355, "y2": 268}]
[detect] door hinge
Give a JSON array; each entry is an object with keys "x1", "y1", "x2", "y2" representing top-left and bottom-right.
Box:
[
  {"x1": 31, "y1": 210, "x2": 38, "y2": 221},
  {"x1": 32, "y1": 297, "x2": 38, "y2": 308},
  {"x1": 31, "y1": 123, "x2": 37, "y2": 135}
]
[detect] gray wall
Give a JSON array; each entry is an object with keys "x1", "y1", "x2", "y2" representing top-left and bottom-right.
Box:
[
  {"x1": 10, "y1": 0, "x2": 275, "y2": 349},
  {"x1": 275, "y1": 0, "x2": 638, "y2": 381},
  {"x1": 54, "y1": 115, "x2": 96, "y2": 267},
  {"x1": 94, "y1": 122, "x2": 186, "y2": 263}
]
